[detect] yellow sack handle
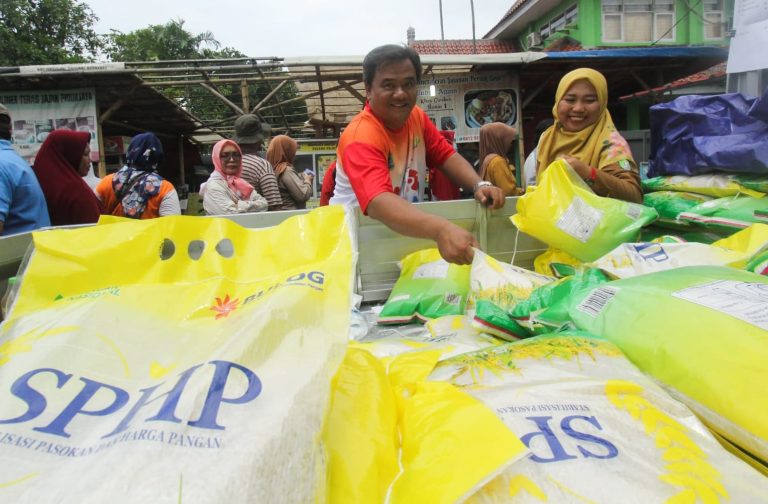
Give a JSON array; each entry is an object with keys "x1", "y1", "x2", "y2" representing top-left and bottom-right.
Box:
[{"x1": 10, "y1": 207, "x2": 353, "y2": 320}]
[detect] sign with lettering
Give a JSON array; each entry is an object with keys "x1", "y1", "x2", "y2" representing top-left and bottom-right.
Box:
[
  {"x1": 298, "y1": 142, "x2": 337, "y2": 152},
  {"x1": 417, "y1": 72, "x2": 519, "y2": 143},
  {"x1": 18, "y1": 62, "x2": 126, "y2": 75},
  {"x1": 0, "y1": 88, "x2": 98, "y2": 163}
]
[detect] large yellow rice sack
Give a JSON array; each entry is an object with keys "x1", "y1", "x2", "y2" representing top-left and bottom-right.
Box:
[
  {"x1": 512, "y1": 159, "x2": 658, "y2": 262},
  {"x1": 0, "y1": 207, "x2": 354, "y2": 503},
  {"x1": 559, "y1": 266, "x2": 768, "y2": 466},
  {"x1": 429, "y1": 333, "x2": 768, "y2": 502}
]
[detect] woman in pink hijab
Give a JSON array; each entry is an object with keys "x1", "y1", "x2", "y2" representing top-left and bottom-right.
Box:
[{"x1": 201, "y1": 139, "x2": 267, "y2": 214}]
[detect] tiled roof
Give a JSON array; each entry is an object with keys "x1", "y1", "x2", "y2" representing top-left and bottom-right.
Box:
[
  {"x1": 619, "y1": 61, "x2": 727, "y2": 100},
  {"x1": 543, "y1": 36, "x2": 583, "y2": 52},
  {"x1": 410, "y1": 39, "x2": 517, "y2": 55}
]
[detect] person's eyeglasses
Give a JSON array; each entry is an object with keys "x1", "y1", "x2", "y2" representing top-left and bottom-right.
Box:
[{"x1": 220, "y1": 152, "x2": 242, "y2": 161}]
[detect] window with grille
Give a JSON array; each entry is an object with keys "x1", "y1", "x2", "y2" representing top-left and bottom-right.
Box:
[
  {"x1": 540, "y1": 4, "x2": 578, "y2": 40},
  {"x1": 551, "y1": 13, "x2": 567, "y2": 32},
  {"x1": 602, "y1": 0, "x2": 676, "y2": 42},
  {"x1": 565, "y1": 4, "x2": 579, "y2": 25},
  {"x1": 703, "y1": 0, "x2": 724, "y2": 39}
]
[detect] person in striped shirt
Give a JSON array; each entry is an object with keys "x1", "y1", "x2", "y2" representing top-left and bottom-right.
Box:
[{"x1": 233, "y1": 114, "x2": 283, "y2": 210}]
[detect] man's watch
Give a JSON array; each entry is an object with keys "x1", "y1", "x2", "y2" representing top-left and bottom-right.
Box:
[{"x1": 473, "y1": 180, "x2": 493, "y2": 193}]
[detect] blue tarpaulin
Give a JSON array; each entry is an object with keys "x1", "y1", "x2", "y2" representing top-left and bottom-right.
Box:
[{"x1": 648, "y1": 87, "x2": 768, "y2": 177}]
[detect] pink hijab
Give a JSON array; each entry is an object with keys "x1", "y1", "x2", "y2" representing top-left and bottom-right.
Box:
[{"x1": 212, "y1": 139, "x2": 254, "y2": 199}]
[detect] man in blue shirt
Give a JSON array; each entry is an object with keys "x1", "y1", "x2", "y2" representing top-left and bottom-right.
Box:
[{"x1": 0, "y1": 103, "x2": 50, "y2": 236}]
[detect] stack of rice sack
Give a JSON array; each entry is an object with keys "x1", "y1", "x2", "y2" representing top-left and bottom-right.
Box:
[
  {"x1": 588, "y1": 223, "x2": 768, "y2": 278},
  {"x1": 643, "y1": 90, "x2": 768, "y2": 239},
  {"x1": 368, "y1": 192, "x2": 768, "y2": 492},
  {"x1": 324, "y1": 328, "x2": 768, "y2": 502},
  {"x1": 331, "y1": 252, "x2": 768, "y2": 498},
  {"x1": 515, "y1": 265, "x2": 768, "y2": 475},
  {"x1": 642, "y1": 175, "x2": 768, "y2": 236}
]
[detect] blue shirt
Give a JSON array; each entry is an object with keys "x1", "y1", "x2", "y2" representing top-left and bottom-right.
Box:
[{"x1": 0, "y1": 139, "x2": 51, "y2": 235}]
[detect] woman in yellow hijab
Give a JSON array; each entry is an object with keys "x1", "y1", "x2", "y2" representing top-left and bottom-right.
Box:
[{"x1": 536, "y1": 68, "x2": 642, "y2": 203}]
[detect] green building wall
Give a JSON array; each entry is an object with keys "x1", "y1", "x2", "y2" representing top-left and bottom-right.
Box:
[{"x1": 519, "y1": 0, "x2": 732, "y2": 49}]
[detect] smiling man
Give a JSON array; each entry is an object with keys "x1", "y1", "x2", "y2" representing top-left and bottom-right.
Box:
[{"x1": 330, "y1": 45, "x2": 504, "y2": 265}]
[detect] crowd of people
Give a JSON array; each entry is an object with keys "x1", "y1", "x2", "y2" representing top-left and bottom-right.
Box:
[
  {"x1": 0, "y1": 116, "x2": 183, "y2": 236},
  {"x1": 1, "y1": 44, "x2": 641, "y2": 264}
]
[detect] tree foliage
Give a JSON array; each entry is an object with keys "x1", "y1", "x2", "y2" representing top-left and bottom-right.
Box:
[
  {"x1": 0, "y1": 0, "x2": 102, "y2": 66},
  {"x1": 103, "y1": 18, "x2": 221, "y2": 62}
]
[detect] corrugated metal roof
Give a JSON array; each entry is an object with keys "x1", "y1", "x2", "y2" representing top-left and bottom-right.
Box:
[{"x1": 543, "y1": 46, "x2": 730, "y2": 59}]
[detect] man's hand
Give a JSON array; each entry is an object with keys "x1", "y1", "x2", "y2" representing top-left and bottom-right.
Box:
[
  {"x1": 474, "y1": 184, "x2": 505, "y2": 209},
  {"x1": 434, "y1": 221, "x2": 478, "y2": 265},
  {"x1": 367, "y1": 192, "x2": 479, "y2": 265}
]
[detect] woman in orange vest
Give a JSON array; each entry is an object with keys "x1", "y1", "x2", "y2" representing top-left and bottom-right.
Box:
[{"x1": 96, "y1": 132, "x2": 180, "y2": 219}]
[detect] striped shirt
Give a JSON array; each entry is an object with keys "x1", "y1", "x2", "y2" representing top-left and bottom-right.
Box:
[{"x1": 240, "y1": 154, "x2": 283, "y2": 209}]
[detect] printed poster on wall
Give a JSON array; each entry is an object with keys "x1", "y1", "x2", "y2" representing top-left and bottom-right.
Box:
[
  {"x1": 727, "y1": 0, "x2": 768, "y2": 74},
  {"x1": 417, "y1": 72, "x2": 519, "y2": 143},
  {"x1": 0, "y1": 88, "x2": 99, "y2": 164}
]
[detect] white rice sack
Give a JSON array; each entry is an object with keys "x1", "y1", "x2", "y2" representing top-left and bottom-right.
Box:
[
  {"x1": 430, "y1": 333, "x2": 768, "y2": 503},
  {"x1": 354, "y1": 315, "x2": 501, "y2": 361}
]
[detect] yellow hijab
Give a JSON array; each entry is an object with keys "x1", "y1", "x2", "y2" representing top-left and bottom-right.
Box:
[{"x1": 536, "y1": 68, "x2": 633, "y2": 179}]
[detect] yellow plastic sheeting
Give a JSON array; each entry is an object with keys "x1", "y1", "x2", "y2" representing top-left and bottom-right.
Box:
[
  {"x1": 712, "y1": 223, "x2": 768, "y2": 269},
  {"x1": 389, "y1": 380, "x2": 528, "y2": 504},
  {"x1": 325, "y1": 343, "x2": 527, "y2": 504},
  {"x1": 324, "y1": 347, "x2": 399, "y2": 504}
]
